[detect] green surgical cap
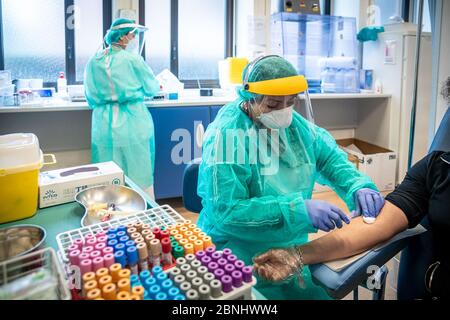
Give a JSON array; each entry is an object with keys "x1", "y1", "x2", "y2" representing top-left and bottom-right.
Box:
[
  {"x1": 237, "y1": 56, "x2": 298, "y2": 101},
  {"x1": 105, "y1": 18, "x2": 136, "y2": 45}
]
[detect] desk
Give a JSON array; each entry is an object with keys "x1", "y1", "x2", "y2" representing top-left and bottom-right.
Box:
[{"x1": 0, "y1": 177, "x2": 266, "y2": 300}]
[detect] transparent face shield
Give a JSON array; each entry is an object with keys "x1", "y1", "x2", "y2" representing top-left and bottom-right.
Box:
[{"x1": 103, "y1": 23, "x2": 148, "y2": 55}]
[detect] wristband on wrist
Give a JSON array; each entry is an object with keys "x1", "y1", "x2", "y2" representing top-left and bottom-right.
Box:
[
  {"x1": 294, "y1": 246, "x2": 306, "y2": 288},
  {"x1": 425, "y1": 261, "x2": 440, "y2": 293}
]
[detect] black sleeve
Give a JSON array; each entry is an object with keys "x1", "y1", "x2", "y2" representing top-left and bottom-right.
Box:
[{"x1": 385, "y1": 154, "x2": 432, "y2": 228}]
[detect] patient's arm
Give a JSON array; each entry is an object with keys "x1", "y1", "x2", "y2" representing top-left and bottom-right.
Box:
[
  {"x1": 253, "y1": 201, "x2": 409, "y2": 281},
  {"x1": 300, "y1": 201, "x2": 409, "y2": 265}
]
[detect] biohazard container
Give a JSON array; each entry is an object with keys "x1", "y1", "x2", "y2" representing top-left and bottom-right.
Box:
[{"x1": 0, "y1": 133, "x2": 52, "y2": 224}]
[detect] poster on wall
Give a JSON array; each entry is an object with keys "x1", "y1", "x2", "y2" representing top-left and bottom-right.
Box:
[{"x1": 384, "y1": 40, "x2": 397, "y2": 65}]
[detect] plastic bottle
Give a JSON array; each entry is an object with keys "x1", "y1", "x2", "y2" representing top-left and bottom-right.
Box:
[
  {"x1": 375, "y1": 79, "x2": 383, "y2": 94},
  {"x1": 57, "y1": 72, "x2": 68, "y2": 97}
]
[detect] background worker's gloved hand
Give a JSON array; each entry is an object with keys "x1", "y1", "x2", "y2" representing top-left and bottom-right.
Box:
[
  {"x1": 305, "y1": 200, "x2": 350, "y2": 232},
  {"x1": 253, "y1": 247, "x2": 303, "y2": 282},
  {"x1": 355, "y1": 188, "x2": 385, "y2": 218}
]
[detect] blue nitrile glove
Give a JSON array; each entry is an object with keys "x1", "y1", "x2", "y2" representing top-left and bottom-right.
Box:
[
  {"x1": 305, "y1": 200, "x2": 351, "y2": 232},
  {"x1": 355, "y1": 188, "x2": 385, "y2": 218}
]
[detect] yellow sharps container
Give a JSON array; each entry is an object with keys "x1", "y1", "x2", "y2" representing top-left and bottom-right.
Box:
[{"x1": 0, "y1": 133, "x2": 51, "y2": 224}]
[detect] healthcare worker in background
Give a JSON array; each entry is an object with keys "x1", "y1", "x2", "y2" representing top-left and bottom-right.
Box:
[
  {"x1": 84, "y1": 18, "x2": 160, "y2": 198},
  {"x1": 197, "y1": 55, "x2": 385, "y2": 299}
]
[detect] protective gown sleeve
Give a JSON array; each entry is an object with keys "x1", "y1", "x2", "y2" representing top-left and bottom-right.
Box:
[
  {"x1": 133, "y1": 56, "x2": 161, "y2": 97},
  {"x1": 199, "y1": 135, "x2": 316, "y2": 244},
  {"x1": 314, "y1": 127, "x2": 378, "y2": 211}
]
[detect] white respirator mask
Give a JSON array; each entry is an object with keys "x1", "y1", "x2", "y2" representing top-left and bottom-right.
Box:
[
  {"x1": 126, "y1": 37, "x2": 139, "y2": 54},
  {"x1": 258, "y1": 106, "x2": 294, "y2": 129}
]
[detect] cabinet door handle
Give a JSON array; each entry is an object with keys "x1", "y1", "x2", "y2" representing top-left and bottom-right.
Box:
[{"x1": 196, "y1": 123, "x2": 205, "y2": 148}]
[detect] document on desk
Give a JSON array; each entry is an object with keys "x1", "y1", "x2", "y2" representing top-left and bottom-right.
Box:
[{"x1": 324, "y1": 225, "x2": 427, "y2": 272}]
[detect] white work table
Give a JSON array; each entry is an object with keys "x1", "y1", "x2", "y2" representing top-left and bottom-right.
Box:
[{"x1": 0, "y1": 93, "x2": 391, "y2": 114}]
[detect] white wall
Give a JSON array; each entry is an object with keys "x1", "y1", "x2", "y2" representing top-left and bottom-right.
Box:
[
  {"x1": 112, "y1": 0, "x2": 139, "y2": 21},
  {"x1": 235, "y1": 0, "x2": 272, "y2": 59},
  {"x1": 331, "y1": 0, "x2": 370, "y2": 29}
]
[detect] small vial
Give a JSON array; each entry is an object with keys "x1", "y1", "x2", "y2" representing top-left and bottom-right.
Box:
[
  {"x1": 197, "y1": 266, "x2": 209, "y2": 277},
  {"x1": 169, "y1": 267, "x2": 182, "y2": 280},
  {"x1": 155, "y1": 292, "x2": 168, "y2": 300},
  {"x1": 210, "y1": 280, "x2": 223, "y2": 298},
  {"x1": 118, "y1": 278, "x2": 131, "y2": 293},
  {"x1": 136, "y1": 242, "x2": 149, "y2": 271},
  {"x1": 161, "y1": 238, "x2": 173, "y2": 265},
  {"x1": 186, "y1": 270, "x2": 198, "y2": 282},
  {"x1": 150, "y1": 239, "x2": 162, "y2": 267},
  {"x1": 161, "y1": 279, "x2": 173, "y2": 291},
  {"x1": 185, "y1": 254, "x2": 196, "y2": 264},
  {"x1": 144, "y1": 277, "x2": 157, "y2": 291},
  {"x1": 173, "y1": 274, "x2": 186, "y2": 286},
  {"x1": 179, "y1": 282, "x2": 192, "y2": 294},
  {"x1": 180, "y1": 264, "x2": 191, "y2": 275},
  {"x1": 149, "y1": 285, "x2": 161, "y2": 299},
  {"x1": 173, "y1": 246, "x2": 185, "y2": 259},
  {"x1": 191, "y1": 260, "x2": 202, "y2": 270},
  {"x1": 192, "y1": 277, "x2": 204, "y2": 290},
  {"x1": 168, "y1": 287, "x2": 181, "y2": 300},
  {"x1": 203, "y1": 272, "x2": 215, "y2": 283},
  {"x1": 198, "y1": 284, "x2": 211, "y2": 300},
  {"x1": 186, "y1": 289, "x2": 199, "y2": 300}
]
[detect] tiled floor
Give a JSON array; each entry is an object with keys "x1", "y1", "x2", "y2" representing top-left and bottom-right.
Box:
[{"x1": 160, "y1": 190, "x2": 398, "y2": 300}]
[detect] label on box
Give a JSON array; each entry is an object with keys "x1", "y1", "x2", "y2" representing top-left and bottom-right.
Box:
[{"x1": 39, "y1": 162, "x2": 124, "y2": 208}]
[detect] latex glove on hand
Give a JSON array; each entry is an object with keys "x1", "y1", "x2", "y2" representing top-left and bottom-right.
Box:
[
  {"x1": 354, "y1": 188, "x2": 385, "y2": 219},
  {"x1": 253, "y1": 247, "x2": 303, "y2": 283},
  {"x1": 305, "y1": 200, "x2": 350, "y2": 232}
]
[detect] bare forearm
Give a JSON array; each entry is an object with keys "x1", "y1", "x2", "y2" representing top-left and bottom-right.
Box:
[{"x1": 300, "y1": 201, "x2": 409, "y2": 265}]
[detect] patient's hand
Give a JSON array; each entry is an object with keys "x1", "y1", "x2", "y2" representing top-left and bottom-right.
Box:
[{"x1": 253, "y1": 247, "x2": 303, "y2": 282}]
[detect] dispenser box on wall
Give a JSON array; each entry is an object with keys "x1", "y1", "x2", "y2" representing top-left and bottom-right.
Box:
[{"x1": 272, "y1": 0, "x2": 321, "y2": 14}]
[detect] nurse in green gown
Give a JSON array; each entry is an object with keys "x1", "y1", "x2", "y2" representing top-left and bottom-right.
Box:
[
  {"x1": 84, "y1": 18, "x2": 160, "y2": 198},
  {"x1": 197, "y1": 55, "x2": 384, "y2": 299}
]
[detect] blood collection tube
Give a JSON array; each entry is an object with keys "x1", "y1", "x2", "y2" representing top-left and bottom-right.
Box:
[
  {"x1": 150, "y1": 239, "x2": 162, "y2": 267},
  {"x1": 134, "y1": 222, "x2": 143, "y2": 232},
  {"x1": 132, "y1": 286, "x2": 145, "y2": 300},
  {"x1": 126, "y1": 246, "x2": 139, "y2": 275},
  {"x1": 98, "y1": 275, "x2": 112, "y2": 289},
  {"x1": 160, "y1": 230, "x2": 170, "y2": 240},
  {"x1": 109, "y1": 263, "x2": 122, "y2": 282},
  {"x1": 118, "y1": 278, "x2": 131, "y2": 293},
  {"x1": 153, "y1": 227, "x2": 161, "y2": 240},
  {"x1": 116, "y1": 292, "x2": 131, "y2": 300},
  {"x1": 86, "y1": 288, "x2": 102, "y2": 300},
  {"x1": 102, "y1": 283, "x2": 117, "y2": 300},
  {"x1": 136, "y1": 242, "x2": 149, "y2": 271},
  {"x1": 161, "y1": 238, "x2": 173, "y2": 265},
  {"x1": 95, "y1": 268, "x2": 109, "y2": 281}
]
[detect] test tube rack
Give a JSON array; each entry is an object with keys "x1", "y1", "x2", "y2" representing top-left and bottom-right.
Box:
[
  {"x1": 0, "y1": 247, "x2": 71, "y2": 300},
  {"x1": 56, "y1": 205, "x2": 184, "y2": 263},
  {"x1": 55, "y1": 205, "x2": 257, "y2": 300}
]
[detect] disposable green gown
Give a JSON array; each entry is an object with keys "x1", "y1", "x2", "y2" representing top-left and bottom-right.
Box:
[
  {"x1": 84, "y1": 46, "x2": 160, "y2": 190},
  {"x1": 197, "y1": 100, "x2": 378, "y2": 300}
]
